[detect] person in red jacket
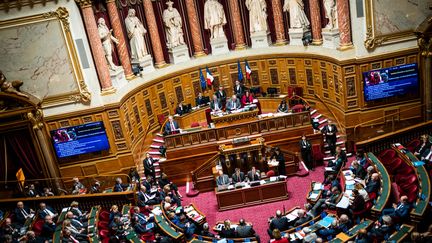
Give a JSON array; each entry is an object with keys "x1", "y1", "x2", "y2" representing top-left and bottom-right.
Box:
[{"x1": 241, "y1": 90, "x2": 254, "y2": 107}]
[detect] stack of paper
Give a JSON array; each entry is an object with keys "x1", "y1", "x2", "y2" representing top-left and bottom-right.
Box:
[
  {"x1": 309, "y1": 192, "x2": 320, "y2": 200},
  {"x1": 313, "y1": 183, "x2": 323, "y2": 191},
  {"x1": 336, "y1": 196, "x2": 350, "y2": 209}
]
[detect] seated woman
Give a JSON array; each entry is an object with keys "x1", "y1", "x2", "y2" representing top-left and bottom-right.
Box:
[
  {"x1": 159, "y1": 173, "x2": 182, "y2": 198},
  {"x1": 241, "y1": 90, "x2": 254, "y2": 106},
  {"x1": 277, "y1": 100, "x2": 289, "y2": 113},
  {"x1": 109, "y1": 205, "x2": 122, "y2": 223}
]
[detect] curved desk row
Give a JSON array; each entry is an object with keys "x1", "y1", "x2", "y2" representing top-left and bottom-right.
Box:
[{"x1": 366, "y1": 152, "x2": 391, "y2": 217}]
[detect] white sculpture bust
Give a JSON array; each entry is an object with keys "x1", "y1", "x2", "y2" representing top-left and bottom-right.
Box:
[
  {"x1": 162, "y1": 0, "x2": 185, "y2": 49},
  {"x1": 97, "y1": 18, "x2": 120, "y2": 71},
  {"x1": 283, "y1": 0, "x2": 310, "y2": 29},
  {"x1": 204, "y1": 0, "x2": 227, "y2": 39},
  {"x1": 245, "y1": 0, "x2": 268, "y2": 33},
  {"x1": 125, "y1": 9, "x2": 148, "y2": 62},
  {"x1": 324, "y1": 0, "x2": 337, "y2": 29}
]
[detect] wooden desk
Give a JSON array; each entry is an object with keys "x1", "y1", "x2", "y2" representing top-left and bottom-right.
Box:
[
  {"x1": 211, "y1": 110, "x2": 259, "y2": 127},
  {"x1": 175, "y1": 106, "x2": 208, "y2": 128},
  {"x1": 258, "y1": 95, "x2": 287, "y2": 113},
  {"x1": 215, "y1": 180, "x2": 288, "y2": 211}
]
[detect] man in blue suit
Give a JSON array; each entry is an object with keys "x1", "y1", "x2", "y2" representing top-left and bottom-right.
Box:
[
  {"x1": 37, "y1": 202, "x2": 58, "y2": 220},
  {"x1": 382, "y1": 195, "x2": 411, "y2": 222},
  {"x1": 164, "y1": 115, "x2": 180, "y2": 135}
]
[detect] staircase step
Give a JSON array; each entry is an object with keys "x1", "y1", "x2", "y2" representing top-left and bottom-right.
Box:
[
  {"x1": 318, "y1": 119, "x2": 328, "y2": 124},
  {"x1": 310, "y1": 109, "x2": 317, "y2": 115},
  {"x1": 153, "y1": 138, "x2": 164, "y2": 143},
  {"x1": 150, "y1": 144, "x2": 161, "y2": 149},
  {"x1": 149, "y1": 151, "x2": 161, "y2": 155},
  {"x1": 324, "y1": 156, "x2": 335, "y2": 161},
  {"x1": 311, "y1": 114, "x2": 322, "y2": 119}
]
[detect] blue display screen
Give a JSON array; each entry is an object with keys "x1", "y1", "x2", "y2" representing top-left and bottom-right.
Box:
[
  {"x1": 363, "y1": 63, "x2": 419, "y2": 101},
  {"x1": 50, "y1": 121, "x2": 110, "y2": 158}
]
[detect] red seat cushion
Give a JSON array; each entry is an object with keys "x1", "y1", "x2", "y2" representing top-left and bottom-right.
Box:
[
  {"x1": 191, "y1": 122, "x2": 200, "y2": 127},
  {"x1": 390, "y1": 182, "x2": 401, "y2": 204},
  {"x1": 386, "y1": 158, "x2": 403, "y2": 174},
  {"x1": 266, "y1": 170, "x2": 275, "y2": 177},
  {"x1": 395, "y1": 174, "x2": 417, "y2": 185},
  {"x1": 99, "y1": 229, "x2": 110, "y2": 239},
  {"x1": 32, "y1": 219, "x2": 44, "y2": 235},
  {"x1": 98, "y1": 221, "x2": 109, "y2": 230},
  {"x1": 99, "y1": 211, "x2": 110, "y2": 222},
  {"x1": 291, "y1": 104, "x2": 305, "y2": 112},
  {"x1": 406, "y1": 139, "x2": 420, "y2": 153},
  {"x1": 378, "y1": 149, "x2": 396, "y2": 164}
]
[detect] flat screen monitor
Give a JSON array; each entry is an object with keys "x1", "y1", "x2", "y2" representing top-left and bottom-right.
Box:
[
  {"x1": 362, "y1": 63, "x2": 419, "y2": 102},
  {"x1": 50, "y1": 121, "x2": 110, "y2": 158}
]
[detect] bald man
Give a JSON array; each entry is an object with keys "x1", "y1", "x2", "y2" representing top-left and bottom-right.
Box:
[
  {"x1": 268, "y1": 210, "x2": 289, "y2": 236},
  {"x1": 365, "y1": 173, "x2": 380, "y2": 194},
  {"x1": 382, "y1": 195, "x2": 411, "y2": 221}
]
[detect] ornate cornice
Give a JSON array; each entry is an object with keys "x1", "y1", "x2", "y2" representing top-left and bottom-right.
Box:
[
  {"x1": 26, "y1": 109, "x2": 44, "y2": 130},
  {"x1": 42, "y1": 7, "x2": 70, "y2": 32},
  {"x1": 364, "y1": 26, "x2": 386, "y2": 50},
  {"x1": 74, "y1": 0, "x2": 92, "y2": 8},
  {"x1": 1, "y1": 0, "x2": 67, "y2": 12},
  {"x1": 418, "y1": 37, "x2": 432, "y2": 57},
  {"x1": 70, "y1": 80, "x2": 92, "y2": 104}
]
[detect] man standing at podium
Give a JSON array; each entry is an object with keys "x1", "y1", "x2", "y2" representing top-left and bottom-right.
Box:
[
  {"x1": 226, "y1": 95, "x2": 241, "y2": 112},
  {"x1": 165, "y1": 116, "x2": 180, "y2": 135},
  {"x1": 216, "y1": 170, "x2": 230, "y2": 186}
]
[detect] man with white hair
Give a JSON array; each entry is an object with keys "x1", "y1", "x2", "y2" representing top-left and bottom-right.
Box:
[
  {"x1": 382, "y1": 195, "x2": 411, "y2": 222},
  {"x1": 164, "y1": 115, "x2": 180, "y2": 135},
  {"x1": 293, "y1": 209, "x2": 312, "y2": 227},
  {"x1": 200, "y1": 222, "x2": 215, "y2": 237},
  {"x1": 365, "y1": 173, "x2": 380, "y2": 194},
  {"x1": 268, "y1": 210, "x2": 289, "y2": 237},
  {"x1": 368, "y1": 215, "x2": 395, "y2": 241}
]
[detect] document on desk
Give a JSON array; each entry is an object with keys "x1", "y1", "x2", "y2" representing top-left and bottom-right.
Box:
[
  {"x1": 325, "y1": 167, "x2": 334, "y2": 171},
  {"x1": 318, "y1": 215, "x2": 335, "y2": 228},
  {"x1": 313, "y1": 182, "x2": 323, "y2": 191},
  {"x1": 309, "y1": 192, "x2": 320, "y2": 200},
  {"x1": 336, "y1": 196, "x2": 350, "y2": 209}
]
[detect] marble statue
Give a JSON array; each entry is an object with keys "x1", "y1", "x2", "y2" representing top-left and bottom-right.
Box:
[
  {"x1": 162, "y1": 1, "x2": 185, "y2": 49},
  {"x1": 0, "y1": 71, "x2": 28, "y2": 98},
  {"x1": 97, "y1": 18, "x2": 120, "y2": 71},
  {"x1": 245, "y1": 0, "x2": 268, "y2": 33},
  {"x1": 324, "y1": 0, "x2": 337, "y2": 29},
  {"x1": 204, "y1": 0, "x2": 227, "y2": 39},
  {"x1": 283, "y1": 0, "x2": 310, "y2": 29},
  {"x1": 125, "y1": 9, "x2": 148, "y2": 62}
]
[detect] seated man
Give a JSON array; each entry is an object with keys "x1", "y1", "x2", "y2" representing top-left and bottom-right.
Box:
[
  {"x1": 351, "y1": 160, "x2": 366, "y2": 179},
  {"x1": 210, "y1": 94, "x2": 222, "y2": 112},
  {"x1": 40, "y1": 215, "x2": 56, "y2": 241},
  {"x1": 216, "y1": 170, "x2": 230, "y2": 187},
  {"x1": 268, "y1": 210, "x2": 289, "y2": 237},
  {"x1": 113, "y1": 177, "x2": 129, "y2": 192},
  {"x1": 292, "y1": 209, "x2": 312, "y2": 227},
  {"x1": 63, "y1": 219, "x2": 89, "y2": 241},
  {"x1": 195, "y1": 92, "x2": 208, "y2": 107},
  {"x1": 226, "y1": 95, "x2": 241, "y2": 112},
  {"x1": 318, "y1": 215, "x2": 351, "y2": 239},
  {"x1": 68, "y1": 201, "x2": 88, "y2": 222},
  {"x1": 175, "y1": 101, "x2": 189, "y2": 115},
  {"x1": 37, "y1": 202, "x2": 58, "y2": 220},
  {"x1": 247, "y1": 166, "x2": 260, "y2": 182},
  {"x1": 14, "y1": 201, "x2": 34, "y2": 225},
  {"x1": 421, "y1": 144, "x2": 432, "y2": 163},
  {"x1": 71, "y1": 177, "x2": 86, "y2": 195},
  {"x1": 164, "y1": 115, "x2": 180, "y2": 135},
  {"x1": 131, "y1": 216, "x2": 152, "y2": 235},
  {"x1": 200, "y1": 223, "x2": 215, "y2": 237},
  {"x1": 66, "y1": 211, "x2": 88, "y2": 229},
  {"x1": 368, "y1": 215, "x2": 395, "y2": 241},
  {"x1": 138, "y1": 185, "x2": 160, "y2": 206},
  {"x1": 349, "y1": 189, "x2": 366, "y2": 214},
  {"x1": 160, "y1": 184, "x2": 181, "y2": 207},
  {"x1": 382, "y1": 195, "x2": 411, "y2": 222},
  {"x1": 311, "y1": 186, "x2": 341, "y2": 216},
  {"x1": 1, "y1": 218, "x2": 18, "y2": 239},
  {"x1": 132, "y1": 207, "x2": 150, "y2": 226},
  {"x1": 365, "y1": 173, "x2": 381, "y2": 194},
  {"x1": 109, "y1": 216, "x2": 126, "y2": 241},
  {"x1": 175, "y1": 214, "x2": 196, "y2": 239},
  {"x1": 236, "y1": 218, "x2": 259, "y2": 241},
  {"x1": 231, "y1": 168, "x2": 245, "y2": 183},
  {"x1": 219, "y1": 219, "x2": 236, "y2": 238}
]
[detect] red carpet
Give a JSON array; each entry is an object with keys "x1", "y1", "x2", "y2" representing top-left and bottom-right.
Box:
[{"x1": 178, "y1": 165, "x2": 326, "y2": 242}]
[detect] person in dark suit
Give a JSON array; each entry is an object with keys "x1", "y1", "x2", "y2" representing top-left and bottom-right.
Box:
[
  {"x1": 226, "y1": 95, "x2": 241, "y2": 111},
  {"x1": 247, "y1": 166, "x2": 260, "y2": 182},
  {"x1": 195, "y1": 92, "x2": 208, "y2": 107},
  {"x1": 109, "y1": 205, "x2": 122, "y2": 223},
  {"x1": 113, "y1": 177, "x2": 128, "y2": 192},
  {"x1": 277, "y1": 100, "x2": 289, "y2": 113},
  {"x1": 241, "y1": 90, "x2": 254, "y2": 106},
  {"x1": 421, "y1": 144, "x2": 432, "y2": 163},
  {"x1": 292, "y1": 209, "x2": 312, "y2": 227},
  {"x1": 216, "y1": 86, "x2": 227, "y2": 105},
  {"x1": 267, "y1": 210, "x2": 289, "y2": 237},
  {"x1": 311, "y1": 186, "x2": 341, "y2": 216},
  {"x1": 231, "y1": 168, "x2": 245, "y2": 183},
  {"x1": 14, "y1": 201, "x2": 34, "y2": 226},
  {"x1": 137, "y1": 186, "x2": 160, "y2": 206},
  {"x1": 271, "y1": 148, "x2": 286, "y2": 176},
  {"x1": 235, "y1": 218, "x2": 258, "y2": 241},
  {"x1": 300, "y1": 135, "x2": 313, "y2": 170},
  {"x1": 219, "y1": 220, "x2": 236, "y2": 238},
  {"x1": 26, "y1": 184, "x2": 39, "y2": 198},
  {"x1": 65, "y1": 211, "x2": 88, "y2": 229},
  {"x1": 175, "y1": 101, "x2": 188, "y2": 115},
  {"x1": 200, "y1": 223, "x2": 215, "y2": 237},
  {"x1": 175, "y1": 214, "x2": 196, "y2": 239},
  {"x1": 318, "y1": 214, "x2": 351, "y2": 239},
  {"x1": 368, "y1": 215, "x2": 395, "y2": 241},
  {"x1": 216, "y1": 170, "x2": 230, "y2": 186},
  {"x1": 143, "y1": 152, "x2": 156, "y2": 178},
  {"x1": 322, "y1": 120, "x2": 338, "y2": 155},
  {"x1": 233, "y1": 80, "x2": 244, "y2": 98},
  {"x1": 37, "y1": 202, "x2": 58, "y2": 220},
  {"x1": 349, "y1": 189, "x2": 366, "y2": 213},
  {"x1": 210, "y1": 94, "x2": 222, "y2": 112},
  {"x1": 382, "y1": 195, "x2": 411, "y2": 222},
  {"x1": 351, "y1": 160, "x2": 366, "y2": 179},
  {"x1": 40, "y1": 215, "x2": 56, "y2": 241},
  {"x1": 164, "y1": 116, "x2": 180, "y2": 135},
  {"x1": 415, "y1": 134, "x2": 431, "y2": 158},
  {"x1": 365, "y1": 173, "x2": 380, "y2": 194}
]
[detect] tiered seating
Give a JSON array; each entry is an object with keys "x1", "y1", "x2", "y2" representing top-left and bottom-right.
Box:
[
  {"x1": 366, "y1": 153, "x2": 391, "y2": 217},
  {"x1": 329, "y1": 219, "x2": 373, "y2": 243},
  {"x1": 153, "y1": 204, "x2": 184, "y2": 240},
  {"x1": 386, "y1": 224, "x2": 414, "y2": 242}
]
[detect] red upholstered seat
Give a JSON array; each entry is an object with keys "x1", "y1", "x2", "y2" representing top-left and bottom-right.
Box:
[
  {"x1": 390, "y1": 182, "x2": 401, "y2": 204},
  {"x1": 99, "y1": 210, "x2": 110, "y2": 222},
  {"x1": 140, "y1": 232, "x2": 155, "y2": 241},
  {"x1": 395, "y1": 164, "x2": 414, "y2": 175},
  {"x1": 312, "y1": 144, "x2": 325, "y2": 166},
  {"x1": 407, "y1": 191, "x2": 418, "y2": 203},
  {"x1": 406, "y1": 139, "x2": 421, "y2": 153},
  {"x1": 266, "y1": 170, "x2": 275, "y2": 177},
  {"x1": 400, "y1": 181, "x2": 419, "y2": 192},
  {"x1": 368, "y1": 192, "x2": 377, "y2": 201},
  {"x1": 191, "y1": 122, "x2": 200, "y2": 128},
  {"x1": 395, "y1": 174, "x2": 417, "y2": 185},
  {"x1": 32, "y1": 219, "x2": 44, "y2": 235},
  {"x1": 352, "y1": 201, "x2": 373, "y2": 218},
  {"x1": 291, "y1": 104, "x2": 305, "y2": 113},
  {"x1": 386, "y1": 158, "x2": 403, "y2": 174},
  {"x1": 378, "y1": 149, "x2": 396, "y2": 165},
  {"x1": 99, "y1": 229, "x2": 110, "y2": 239},
  {"x1": 98, "y1": 221, "x2": 109, "y2": 230}
]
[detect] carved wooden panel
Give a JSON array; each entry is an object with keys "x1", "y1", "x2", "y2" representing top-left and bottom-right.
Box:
[
  {"x1": 82, "y1": 116, "x2": 93, "y2": 123},
  {"x1": 190, "y1": 133, "x2": 200, "y2": 144},
  {"x1": 192, "y1": 81, "x2": 201, "y2": 97},
  {"x1": 289, "y1": 68, "x2": 296, "y2": 85},
  {"x1": 347, "y1": 100, "x2": 357, "y2": 107},
  {"x1": 107, "y1": 110, "x2": 119, "y2": 118},
  {"x1": 158, "y1": 92, "x2": 167, "y2": 109},
  {"x1": 260, "y1": 121, "x2": 269, "y2": 132},
  {"x1": 230, "y1": 73, "x2": 238, "y2": 84},
  {"x1": 344, "y1": 65, "x2": 355, "y2": 74},
  {"x1": 133, "y1": 106, "x2": 141, "y2": 123},
  {"x1": 182, "y1": 135, "x2": 192, "y2": 146},
  {"x1": 346, "y1": 76, "x2": 356, "y2": 97},
  {"x1": 212, "y1": 76, "x2": 220, "y2": 90},
  {"x1": 371, "y1": 62, "x2": 382, "y2": 70},
  {"x1": 208, "y1": 130, "x2": 217, "y2": 141},
  {"x1": 116, "y1": 142, "x2": 127, "y2": 150},
  {"x1": 199, "y1": 132, "x2": 208, "y2": 142},
  {"x1": 268, "y1": 119, "x2": 276, "y2": 130},
  {"x1": 251, "y1": 71, "x2": 259, "y2": 85},
  {"x1": 323, "y1": 93, "x2": 329, "y2": 98},
  {"x1": 308, "y1": 89, "x2": 314, "y2": 95},
  {"x1": 111, "y1": 120, "x2": 124, "y2": 140},
  {"x1": 250, "y1": 123, "x2": 259, "y2": 134},
  {"x1": 175, "y1": 86, "x2": 184, "y2": 102},
  {"x1": 217, "y1": 129, "x2": 227, "y2": 140},
  {"x1": 306, "y1": 69, "x2": 313, "y2": 86},
  {"x1": 334, "y1": 74, "x2": 339, "y2": 93},
  {"x1": 59, "y1": 120, "x2": 70, "y2": 127},
  {"x1": 82, "y1": 165, "x2": 97, "y2": 175},
  {"x1": 321, "y1": 71, "x2": 328, "y2": 89},
  {"x1": 270, "y1": 68, "x2": 279, "y2": 84},
  {"x1": 145, "y1": 99, "x2": 153, "y2": 116}
]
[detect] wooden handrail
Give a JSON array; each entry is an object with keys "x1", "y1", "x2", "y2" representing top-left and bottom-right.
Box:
[
  {"x1": 353, "y1": 103, "x2": 425, "y2": 137},
  {"x1": 190, "y1": 153, "x2": 220, "y2": 179},
  {"x1": 314, "y1": 94, "x2": 345, "y2": 134}
]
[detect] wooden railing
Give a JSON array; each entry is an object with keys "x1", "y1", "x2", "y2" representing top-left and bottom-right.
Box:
[
  {"x1": 278, "y1": 148, "x2": 301, "y2": 175},
  {"x1": 165, "y1": 111, "x2": 311, "y2": 149},
  {"x1": 190, "y1": 153, "x2": 220, "y2": 192},
  {"x1": 314, "y1": 94, "x2": 346, "y2": 134},
  {"x1": 356, "y1": 120, "x2": 432, "y2": 154}
]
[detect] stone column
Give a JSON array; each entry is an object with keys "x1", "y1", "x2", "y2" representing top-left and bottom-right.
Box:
[
  {"x1": 419, "y1": 37, "x2": 432, "y2": 120},
  {"x1": 272, "y1": 0, "x2": 287, "y2": 45},
  {"x1": 184, "y1": 0, "x2": 206, "y2": 57},
  {"x1": 229, "y1": 0, "x2": 246, "y2": 50},
  {"x1": 308, "y1": 0, "x2": 322, "y2": 45},
  {"x1": 336, "y1": 0, "x2": 353, "y2": 50},
  {"x1": 106, "y1": 0, "x2": 134, "y2": 80},
  {"x1": 75, "y1": 0, "x2": 115, "y2": 94},
  {"x1": 143, "y1": 0, "x2": 167, "y2": 67}
]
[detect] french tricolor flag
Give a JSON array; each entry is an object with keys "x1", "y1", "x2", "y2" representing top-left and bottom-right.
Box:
[
  {"x1": 245, "y1": 60, "x2": 252, "y2": 79},
  {"x1": 206, "y1": 67, "x2": 214, "y2": 86}
]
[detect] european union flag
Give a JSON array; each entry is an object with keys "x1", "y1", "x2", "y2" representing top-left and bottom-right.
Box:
[
  {"x1": 237, "y1": 60, "x2": 244, "y2": 82},
  {"x1": 199, "y1": 68, "x2": 206, "y2": 90}
]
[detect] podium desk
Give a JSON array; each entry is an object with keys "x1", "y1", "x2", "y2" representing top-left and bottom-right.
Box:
[
  {"x1": 211, "y1": 109, "x2": 259, "y2": 127},
  {"x1": 215, "y1": 180, "x2": 288, "y2": 211},
  {"x1": 174, "y1": 106, "x2": 208, "y2": 128}
]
